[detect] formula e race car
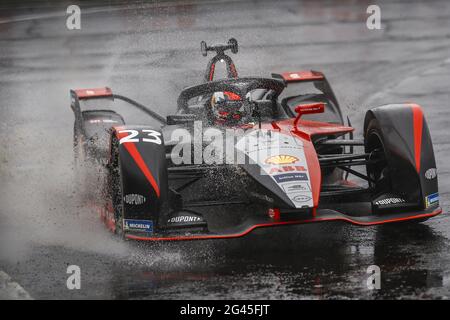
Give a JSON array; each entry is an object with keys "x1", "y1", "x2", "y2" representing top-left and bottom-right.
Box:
[{"x1": 70, "y1": 38, "x2": 441, "y2": 241}]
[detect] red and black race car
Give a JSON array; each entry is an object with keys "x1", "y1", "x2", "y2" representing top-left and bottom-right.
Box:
[{"x1": 71, "y1": 38, "x2": 441, "y2": 241}]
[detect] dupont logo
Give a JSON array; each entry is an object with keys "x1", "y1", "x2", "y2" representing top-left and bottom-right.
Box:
[
  {"x1": 168, "y1": 216, "x2": 202, "y2": 223},
  {"x1": 123, "y1": 194, "x2": 146, "y2": 205},
  {"x1": 375, "y1": 197, "x2": 405, "y2": 206}
]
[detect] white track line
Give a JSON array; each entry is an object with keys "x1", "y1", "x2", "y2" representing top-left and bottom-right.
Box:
[{"x1": 0, "y1": 270, "x2": 33, "y2": 300}]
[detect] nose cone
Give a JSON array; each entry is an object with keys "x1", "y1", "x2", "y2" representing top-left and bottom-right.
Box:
[{"x1": 235, "y1": 129, "x2": 320, "y2": 209}]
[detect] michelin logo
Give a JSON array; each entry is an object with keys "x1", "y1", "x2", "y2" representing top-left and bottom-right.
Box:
[
  {"x1": 123, "y1": 194, "x2": 146, "y2": 205},
  {"x1": 425, "y1": 193, "x2": 439, "y2": 208},
  {"x1": 124, "y1": 219, "x2": 153, "y2": 233}
]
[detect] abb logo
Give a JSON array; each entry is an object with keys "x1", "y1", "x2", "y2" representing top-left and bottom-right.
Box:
[{"x1": 268, "y1": 166, "x2": 306, "y2": 175}]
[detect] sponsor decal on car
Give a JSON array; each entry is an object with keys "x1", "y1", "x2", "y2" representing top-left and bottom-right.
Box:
[
  {"x1": 425, "y1": 168, "x2": 437, "y2": 180},
  {"x1": 425, "y1": 192, "x2": 439, "y2": 208},
  {"x1": 292, "y1": 194, "x2": 311, "y2": 203},
  {"x1": 273, "y1": 172, "x2": 308, "y2": 183},
  {"x1": 235, "y1": 130, "x2": 313, "y2": 208},
  {"x1": 123, "y1": 219, "x2": 153, "y2": 233},
  {"x1": 281, "y1": 182, "x2": 311, "y2": 193},
  {"x1": 123, "y1": 194, "x2": 146, "y2": 205},
  {"x1": 168, "y1": 216, "x2": 203, "y2": 224},
  {"x1": 268, "y1": 165, "x2": 307, "y2": 175},
  {"x1": 375, "y1": 197, "x2": 406, "y2": 205},
  {"x1": 265, "y1": 155, "x2": 299, "y2": 165}
]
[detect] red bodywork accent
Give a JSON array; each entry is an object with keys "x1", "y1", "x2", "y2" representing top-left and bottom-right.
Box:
[
  {"x1": 115, "y1": 129, "x2": 161, "y2": 198},
  {"x1": 124, "y1": 208, "x2": 442, "y2": 242},
  {"x1": 274, "y1": 118, "x2": 354, "y2": 137},
  {"x1": 268, "y1": 208, "x2": 281, "y2": 221},
  {"x1": 99, "y1": 201, "x2": 116, "y2": 233},
  {"x1": 302, "y1": 140, "x2": 322, "y2": 207},
  {"x1": 224, "y1": 91, "x2": 241, "y2": 101},
  {"x1": 410, "y1": 104, "x2": 423, "y2": 173},
  {"x1": 209, "y1": 64, "x2": 215, "y2": 81},
  {"x1": 293, "y1": 102, "x2": 326, "y2": 129},
  {"x1": 281, "y1": 71, "x2": 324, "y2": 83},
  {"x1": 289, "y1": 119, "x2": 352, "y2": 207},
  {"x1": 230, "y1": 63, "x2": 238, "y2": 78},
  {"x1": 74, "y1": 87, "x2": 113, "y2": 99}
]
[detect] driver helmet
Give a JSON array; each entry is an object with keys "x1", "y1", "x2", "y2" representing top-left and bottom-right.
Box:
[{"x1": 210, "y1": 91, "x2": 243, "y2": 124}]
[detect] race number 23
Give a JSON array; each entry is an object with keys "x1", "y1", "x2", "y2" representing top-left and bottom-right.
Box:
[{"x1": 118, "y1": 129, "x2": 162, "y2": 145}]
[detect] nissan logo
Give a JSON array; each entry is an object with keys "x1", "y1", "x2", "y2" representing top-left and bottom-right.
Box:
[
  {"x1": 293, "y1": 195, "x2": 311, "y2": 202},
  {"x1": 425, "y1": 168, "x2": 437, "y2": 180}
]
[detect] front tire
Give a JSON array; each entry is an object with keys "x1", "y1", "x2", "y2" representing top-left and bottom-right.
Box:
[
  {"x1": 365, "y1": 118, "x2": 429, "y2": 224},
  {"x1": 109, "y1": 135, "x2": 125, "y2": 238},
  {"x1": 73, "y1": 126, "x2": 89, "y2": 199}
]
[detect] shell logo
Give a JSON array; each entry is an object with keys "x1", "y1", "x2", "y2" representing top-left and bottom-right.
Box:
[{"x1": 265, "y1": 155, "x2": 299, "y2": 165}]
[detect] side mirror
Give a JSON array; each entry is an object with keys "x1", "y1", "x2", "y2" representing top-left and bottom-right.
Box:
[
  {"x1": 293, "y1": 102, "x2": 325, "y2": 129},
  {"x1": 166, "y1": 114, "x2": 196, "y2": 125}
]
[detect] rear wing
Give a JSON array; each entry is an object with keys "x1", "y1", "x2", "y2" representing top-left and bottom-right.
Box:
[
  {"x1": 70, "y1": 87, "x2": 166, "y2": 124},
  {"x1": 273, "y1": 70, "x2": 325, "y2": 83},
  {"x1": 272, "y1": 70, "x2": 343, "y2": 124},
  {"x1": 73, "y1": 87, "x2": 113, "y2": 100}
]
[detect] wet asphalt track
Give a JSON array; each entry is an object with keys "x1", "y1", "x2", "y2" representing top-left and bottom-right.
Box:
[{"x1": 0, "y1": 0, "x2": 450, "y2": 299}]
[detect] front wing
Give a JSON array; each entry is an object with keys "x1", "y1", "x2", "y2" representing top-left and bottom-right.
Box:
[{"x1": 99, "y1": 205, "x2": 442, "y2": 242}]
